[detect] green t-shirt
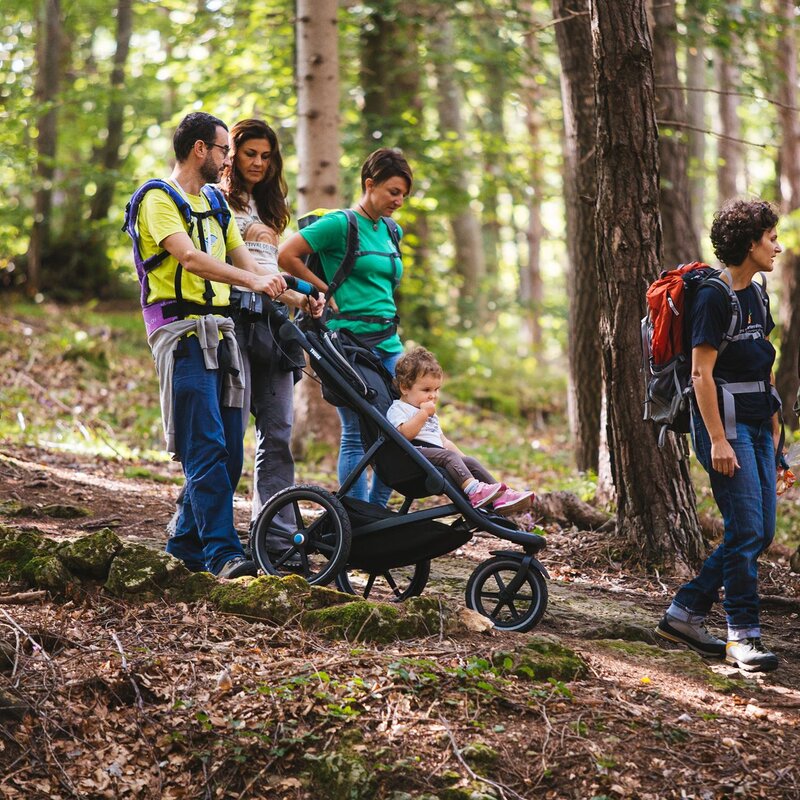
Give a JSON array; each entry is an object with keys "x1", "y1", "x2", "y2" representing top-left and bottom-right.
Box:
[{"x1": 300, "y1": 210, "x2": 403, "y2": 353}]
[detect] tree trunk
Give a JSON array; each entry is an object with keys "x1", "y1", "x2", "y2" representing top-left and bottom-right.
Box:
[
  {"x1": 27, "y1": 0, "x2": 63, "y2": 297},
  {"x1": 291, "y1": 0, "x2": 343, "y2": 459},
  {"x1": 429, "y1": 13, "x2": 486, "y2": 323},
  {"x1": 716, "y1": 58, "x2": 743, "y2": 202},
  {"x1": 649, "y1": 0, "x2": 699, "y2": 266},
  {"x1": 520, "y1": 16, "x2": 544, "y2": 350},
  {"x1": 590, "y1": 0, "x2": 704, "y2": 571},
  {"x1": 553, "y1": 0, "x2": 602, "y2": 473},
  {"x1": 89, "y1": 0, "x2": 133, "y2": 222},
  {"x1": 774, "y1": 0, "x2": 800, "y2": 429},
  {"x1": 685, "y1": 32, "x2": 706, "y2": 253}
]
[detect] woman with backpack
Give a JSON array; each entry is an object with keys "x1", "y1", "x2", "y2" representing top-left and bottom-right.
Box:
[
  {"x1": 219, "y1": 119, "x2": 322, "y2": 548},
  {"x1": 278, "y1": 148, "x2": 413, "y2": 505},
  {"x1": 655, "y1": 199, "x2": 782, "y2": 673}
]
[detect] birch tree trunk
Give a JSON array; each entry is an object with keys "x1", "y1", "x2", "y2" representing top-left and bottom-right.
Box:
[
  {"x1": 650, "y1": 0, "x2": 699, "y2": 266},
  {"x1": 89, "y1": 0, "x2": 133, "y2": 222},
  {"x1": 27, "y1": 0, "x2": 62, "y2": 297},
  {"x1": 553, "y1": 0, "x2": 602, "y2": 473},
  {"x1": 291, "y1": 0, "x2": 343, "y2": 459},
  {"x1": 591, "y1": 0, "x2": 704, "y2": 571}
]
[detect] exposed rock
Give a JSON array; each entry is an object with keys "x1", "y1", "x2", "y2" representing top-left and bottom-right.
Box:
[
  {"x1": 58, "y1": 527, "x2": 123, "y2": 579},
  {"x1": 305, "y1": 748, "x2": 376, "y2": 800},
  {"x1": 0, "y1": 527, "x2": 71, "y2": 595},
  {"x1": 491, "y1": 635, "x2": 587, "y2": 682},
  {"x1": 104, "y1": 543, "x2": 190, "y2": 599}
]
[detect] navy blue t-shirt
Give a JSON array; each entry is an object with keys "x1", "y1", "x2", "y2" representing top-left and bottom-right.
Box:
[{"x1": 690, "y1": 281, "x2": 778, "y2": 422}]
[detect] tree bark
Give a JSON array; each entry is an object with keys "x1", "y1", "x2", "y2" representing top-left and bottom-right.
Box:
[
  {"x1": 27, "y1": 0, "x2": 63, "y2": 297},
  {"x1": 292, "y1": 0, "x2": 343, "y2": 459},
  {"x1": 774, "y1": 0, "x2": 800, "y2": 429},
  {"x1": 429, "y1": 13, "x2": 486, "y2": 323},
  {"x1": 590, "y1": 0, "x2": 704, "y2": 571},
  {"x1": 89, "y1": 0, "x2": 133, "y2": 222},
  {"x1": 685, "y1": 29, "x2": 706, "y2": 253},
  {"x1": 649, "y1": 0, "x2": 699, "y2": 266},
  {"x1": 716, "y1": 58, "x2": 743, "y2": 202},
  {"x1": 520, "y1": 16, "x2": 544, "y2": 349},
  {"x1": 553, "y1": 0, "x2": 602, "y2": 473}
]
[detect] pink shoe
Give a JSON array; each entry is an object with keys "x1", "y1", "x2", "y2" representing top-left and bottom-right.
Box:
[
  {"x1": 469, "y1": 481, "x2": 505, "y2": 509},
  {"x1": 494, "y1": 488, "x2": 535, "y2": 516}
]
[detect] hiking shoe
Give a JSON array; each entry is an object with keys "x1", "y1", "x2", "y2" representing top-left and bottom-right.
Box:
[
  {"x1": 655, "y1": 614, "x2": 726, "y2": 658},
  {"x1": 725, "y1": 638, "x2": 778, "y2": 673},
  {"x1": 216, "y1": 557, "x2": 258, "y2": 579},
  {"x1": 494, "y1": 488, "x2": 536, "y2": 516},
  {"x1": 469, "y1": 482, "x2": 505, "y2": 509}
]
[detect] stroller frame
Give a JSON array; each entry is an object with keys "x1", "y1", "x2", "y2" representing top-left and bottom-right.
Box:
[{"x1": 249, "y1": 294, "x2": 549, "y2": 632}]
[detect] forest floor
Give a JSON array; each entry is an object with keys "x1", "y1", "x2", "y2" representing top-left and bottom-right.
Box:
[
  {"x1": 2, "y1": 302, "x2": 800, "y2": 799},
  {"x1": 3, "y1": 446, "x2": 800, "y2": 800}
]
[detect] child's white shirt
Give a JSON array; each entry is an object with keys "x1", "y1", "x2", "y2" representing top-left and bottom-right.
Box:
[{"x1": 386, "y1": 399, "x2": 444, "y2": 446}]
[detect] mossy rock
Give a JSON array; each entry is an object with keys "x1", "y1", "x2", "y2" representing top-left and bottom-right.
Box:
[
  {"x1": 593, "y1": 639, "x2": 743, "y2": 693},
  {"x1": 210, "y1": 574, "x2": 307, "y2": 623},
  {"x1": 104, "y1": 543, "x2": 190, "y2": 599},
  {"x1": 461, "y1": 742, "x2": 500, "y2": 770},
  {"x1": 58, "y1": 528, "x2": 122, "y2": 579},
  {"x1": 0, "y1": 528, "x2": 69, "y2": 592},
  {"x1": 492, "y1": 636, "x2": 587, "y2": 682},
  {"x1": 21, "y1": 554, "x2": 73, "y2": 595},
  {"x1": 304, "y1": 749, "x2": 376, "y2": 800},
  {"x1": 440, "y1": 785, "x2": 498, "y2": 800},
  {"x1": 40, "y1": 504, "x2": 91, "y2": 520},
  {"x1": 172, "y1": 571, "x2": 218, "y2": 602},
  {"x1": 0, "y1": 501, "x2": 89, "y2": 520}
]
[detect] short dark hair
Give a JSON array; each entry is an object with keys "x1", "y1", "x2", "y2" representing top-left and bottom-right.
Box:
[
  {"x1": 361, "y1": 147, "x2": 413, "y2": 193},
  {"x1": 395, "y1": 346, "x2": 443, "y2": 390},
  {"x1": 173, "y1": 112, "x2": 228, "y2": 162},
  {"x1": 710, "y1": 199, "x2": 779, "y2": 266}
]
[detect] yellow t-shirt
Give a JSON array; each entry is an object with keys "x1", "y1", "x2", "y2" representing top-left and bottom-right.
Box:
[{"x1": 136, "y1": 183, "x2": 244, "y2": 307}]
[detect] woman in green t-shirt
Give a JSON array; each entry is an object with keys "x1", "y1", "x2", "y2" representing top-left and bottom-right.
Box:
[{"x1": 279, "y1": 148, "x2": 413, "y2": 505}]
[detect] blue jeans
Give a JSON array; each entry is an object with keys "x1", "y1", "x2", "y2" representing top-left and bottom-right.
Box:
[
  {"x1": 337, "y1": 350, "x2": 401, "y2": 505},
  {"x1": 166, "y1": 336, "x2": 246, "y2": 573},
  {"x1": 671, "y1": 413, "x2": 776, "y2": 638}
]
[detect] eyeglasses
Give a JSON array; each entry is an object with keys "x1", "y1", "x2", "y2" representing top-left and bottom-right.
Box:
[{"x1": 205, "y1": 142, "x2": 231, "y2": 157}]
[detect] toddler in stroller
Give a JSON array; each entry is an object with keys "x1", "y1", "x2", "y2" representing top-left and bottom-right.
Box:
[{"x1": 388, "y1": 347, "x2": 535, "y2": 515}]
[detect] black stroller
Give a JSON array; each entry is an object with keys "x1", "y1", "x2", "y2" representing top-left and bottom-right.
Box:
[{"x1": 248, "y1": 279, "x2": 549, "y2": 632}]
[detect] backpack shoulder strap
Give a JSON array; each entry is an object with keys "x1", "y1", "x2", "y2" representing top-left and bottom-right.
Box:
[
  {"x1": 382, "y1": 216, "x2": 401, "y2": 254},
  {"x1": 200, "y1": 184, "x2": 232, "y2": 238},
  {"x1": 751, "y1": 272, "x2": 769, "y2": 329},
  {"x1": 123, "y1": 179, "x2": 193, "y2": 270},
  {"x1": 701, "y1": 269, "x2": 740, "y2": 356},
  {"x1": 324, "y1": 209, "x2": 360, "y2": 302}
]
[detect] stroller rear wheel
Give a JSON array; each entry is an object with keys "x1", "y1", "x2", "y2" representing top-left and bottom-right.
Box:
[
  {"x1": 250, "y1": 485, "x2": 351, "y2": 586},
  {"x1": 334, "y1": 560, "x2": 431, "y2": 602},
  {"x1": 465, "y1": 556, "x2": 547, "y2": 632}
]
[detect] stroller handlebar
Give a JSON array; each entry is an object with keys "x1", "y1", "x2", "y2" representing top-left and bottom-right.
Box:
[{"x1": 282, "y1": 274, "x2": 320, "y2": 299}]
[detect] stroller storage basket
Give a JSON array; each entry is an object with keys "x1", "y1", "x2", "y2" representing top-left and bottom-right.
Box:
[{"x1": 342, "y1": 497, "x2": 471, "y2": 573}]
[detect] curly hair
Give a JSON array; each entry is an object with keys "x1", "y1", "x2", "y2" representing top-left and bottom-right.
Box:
[
  {"x1": 220, "y1": 119, "x2": 290, "y2": 235},
  {"x1": 710, "y1": 199, "x2": 779, "y2": 266},
  {"x1": 395, "y1": 346, "x2": 443, "y2": 390}
]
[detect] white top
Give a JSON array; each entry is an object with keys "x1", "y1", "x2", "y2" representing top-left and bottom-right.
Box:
[
  {"x1": 233, "y1": 198, "x2": 279, "y2": 274},
  {"x1": 387, "y1": 399, "x2": 443, "y2": 447}
]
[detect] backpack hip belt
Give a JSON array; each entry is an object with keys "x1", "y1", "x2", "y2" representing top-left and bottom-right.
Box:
[{"x1": 712, "y1": 381, "x2": 782, "y2": 441}]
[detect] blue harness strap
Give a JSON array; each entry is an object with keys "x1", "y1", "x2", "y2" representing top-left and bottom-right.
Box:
[{"x1": 122, "y1": 179, "x2": 232, "y2": 334}]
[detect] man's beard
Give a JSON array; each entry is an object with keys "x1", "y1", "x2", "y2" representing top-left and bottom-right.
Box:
[{"x1": 199, "y1": 154, "x2": 221, "y2": 185}]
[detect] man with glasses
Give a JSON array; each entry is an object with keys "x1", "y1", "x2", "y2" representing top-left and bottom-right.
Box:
[{"x1": 132, "y1": 111, "x2": 286, "y2": 578}]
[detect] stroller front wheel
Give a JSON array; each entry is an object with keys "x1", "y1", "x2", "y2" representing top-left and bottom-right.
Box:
[
  {"x1": 465, "y1": 556, "x2": 548, "y2": 633},
  {"x1": 250, "y1": 485, "x2": 351, "y2": 586}
]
